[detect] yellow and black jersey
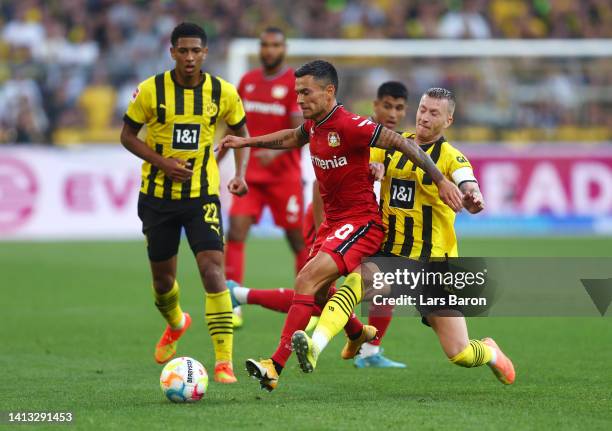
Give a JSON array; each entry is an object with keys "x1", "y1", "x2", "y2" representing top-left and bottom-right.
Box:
[
  {"x1": 370, "y1": 132, "x2": 474, "y2": 259},
  {"x1": 124, "y1": 70, "x2": 246, "y2": 200}
]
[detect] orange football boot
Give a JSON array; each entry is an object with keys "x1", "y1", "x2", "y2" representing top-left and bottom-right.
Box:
[
  {"x1": 154, "y1": 313, "x2": 192, "y2": 364},
  {"x1": 214, "y1": 361, "x2": 237, "y2": 384},
  {"x1": 482, "y1": 337, "x2": 515, "y2": 385}
]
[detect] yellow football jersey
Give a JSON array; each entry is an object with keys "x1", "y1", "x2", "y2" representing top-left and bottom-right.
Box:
[
  {"x1": 124, "y1": 70, "x2": 246, "y2": 200},
  {"x1": 371, "y1": 133, "x2": 473, "y2": 259}
]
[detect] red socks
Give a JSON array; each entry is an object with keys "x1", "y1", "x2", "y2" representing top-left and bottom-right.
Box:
[
  {"x1": 225, "y1": 240, "x2": 244, "y2": 283},
  {"x1": 248, "y1": 288, "x2": 295, "y2": 313},
  {"x1": 367, "y1": 305, "x2": 394, "y2": 346},
  {"x1": 271, "y1": 294, "x2": 314, "y2": 367}
]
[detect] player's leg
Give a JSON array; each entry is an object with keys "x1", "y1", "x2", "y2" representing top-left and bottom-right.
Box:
[
  {"x1": 285, "y1": 227, "x2": 308, "y2": 273},
  {"x1": 225, "y1": 215, "x2": 254, "y2": 284},
  {"x1": 293, "y1": 222, "x2": 385, "y2": 372},
  {"x1": 427, "y1": 313, "x2": 515, "y2": 384},
  {"x1": 266, "y1": 180, "x2": 309, "y2": 274},
  {"x1": 138, "y1": 197, "x2": 191, "y2": 364},
  {"x1": 184, "y1": 199, "x2": 236, "y2": 383},
  {"x1": 225, "y1": 184, "x2": 264, "y2": 283},
  {"x1": 245, "y1": 250, "x2": 340, "y2": 390}
]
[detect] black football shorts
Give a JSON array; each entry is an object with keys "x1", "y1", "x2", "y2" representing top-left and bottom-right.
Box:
[{"x1": 137, "y1": 193, "x2": 224, "y2": 261}]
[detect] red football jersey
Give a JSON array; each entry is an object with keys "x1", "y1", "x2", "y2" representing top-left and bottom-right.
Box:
[
  {"x1": 238, "y1": 67, "x2": 301, "y2": 183},
  {"x1": 300, "y1": 105, "x2": 383, "y2": 225}
]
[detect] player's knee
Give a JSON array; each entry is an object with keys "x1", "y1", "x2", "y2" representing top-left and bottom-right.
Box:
[
  {"x1": 227, "y1": 217, "x2": 251, "y2": 242},
  {"x1": 294, "y1": 270, "x2": 319, "y2": 296},
  {"x1": 200, "y1": 263, "x2": 225, "y2": 293}
]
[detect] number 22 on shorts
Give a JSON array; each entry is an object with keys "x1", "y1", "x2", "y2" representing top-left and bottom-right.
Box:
[{"x1": 203, "y1": 203, "x2": 221, "y2": 236}]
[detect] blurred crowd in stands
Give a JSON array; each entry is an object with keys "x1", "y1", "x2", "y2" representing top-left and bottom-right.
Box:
[{"x1": 1, "y1": 0, "x2": 611, "y2": 144}]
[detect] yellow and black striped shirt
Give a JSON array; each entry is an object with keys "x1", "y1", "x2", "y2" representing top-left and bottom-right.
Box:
[
  {"x1": 371, "y1": 133, "x2": 473, "y2": 259},
  {"x1": 124, "y1": 70, "x2": 246, "y2": 200}
]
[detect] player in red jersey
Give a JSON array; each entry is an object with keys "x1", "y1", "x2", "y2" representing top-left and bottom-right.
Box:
[
  {"x1": 218, "y1": 60, "x2": 462, "y2": 391},
  {"x1": 226, "y1": 82, "x2": 411, "y2": 366},
  {"x1": 225, "y1": 27, "x2": 307, "y2": 289}
]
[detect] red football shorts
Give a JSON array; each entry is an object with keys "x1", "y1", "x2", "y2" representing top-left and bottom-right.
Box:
[
  {"x1": 310, "y1": 218, "x2": 384, "y2": 275},
  {"x1": 229, "y1": 180, "x2": 303, "y2": 229}
]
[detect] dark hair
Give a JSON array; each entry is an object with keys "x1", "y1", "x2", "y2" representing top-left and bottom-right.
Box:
[
  {"x1": 171, "y1": 22, "x2": 207, "y2": 47},
  {"x1": 377, "y1": 81, "x2": 408, "y2": 100},
  {"x1": 424, "y1": 87, "x2": 456, "y2": 114},
  {"x1": 262, "y1": 26, "x2": 285, "y2": 39},
  {"x1": 294, "y1": 60, "x2": 339, "y2": 94}
]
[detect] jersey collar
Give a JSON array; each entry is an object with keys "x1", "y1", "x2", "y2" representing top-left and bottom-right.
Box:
[
  {"x1": 170, "y1": 69, "x2": 206, "y2": 89},
  {"x1": 315, "y1": 104, "x2": 342, "y2": 128},
  {"x1": 419, "y1": 135, "x2": 446, "y2": 152}
]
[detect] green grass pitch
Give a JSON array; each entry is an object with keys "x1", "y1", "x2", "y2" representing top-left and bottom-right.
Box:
[{"x1": 1, "y1": 237, "x2": 611, "y2": 430}]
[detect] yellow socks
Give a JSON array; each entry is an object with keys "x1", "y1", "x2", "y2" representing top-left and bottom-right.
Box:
[
  {"x1": 312, "y1": 272, "x2": 363, "y2": 352},
  {"x1": 450, "y1": 340, "x2": 493, "y2": 367},
  {"x1": 153, "y1": 281, "x2": 184, "y2": 329},
  {"x1": 205, "y1": 290, "x2": 234, "y2": 363}
]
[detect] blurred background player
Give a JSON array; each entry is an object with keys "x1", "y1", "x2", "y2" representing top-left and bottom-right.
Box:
[
  {"x1": 120, "y1": 23, "x2": 249, "y2": 384},
  {"x1": 224, "y1": 27, "x2": 307, "y2": 310},
  {"x1": 300, "y1": 88, "x2": 515, "y2": 385},
  {"x1": 227, "y1": 81, "x2": 411, "y2": 368}
]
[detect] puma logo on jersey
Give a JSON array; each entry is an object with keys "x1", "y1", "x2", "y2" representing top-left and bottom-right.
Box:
[{"x1": 311, "y1": 155, "x2": 348, "y2": 170}]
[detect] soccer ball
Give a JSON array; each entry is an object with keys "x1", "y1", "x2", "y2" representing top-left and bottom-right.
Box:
[{"x1": 160, "y1": 357, "x2": 208, "y2": 403}]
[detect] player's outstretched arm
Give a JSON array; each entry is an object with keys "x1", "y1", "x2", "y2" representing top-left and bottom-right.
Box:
[
  {"x1": 373, "y1": 127, "x2": 463, "y2": 212},
  {"x1": 120, "y1": 123, "x2": 193, "y2": 183},
  {"x1": 225, "y1": 123, "x2": 250, "y2": 196},
  {"x1": 217, "y1": 126, "x2": 307, "y2": 152},
  {"x1": 460, "y1": 181, "x2": 485, "y2": 214}
]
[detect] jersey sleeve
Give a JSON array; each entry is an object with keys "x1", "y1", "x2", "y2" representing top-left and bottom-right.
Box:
[
  {"x1": 123, "y1": 82, "x2": 152, "y2": 129},
  {"x1": 369, "y1": 147, "x2": 386, "y2": 163},
  {"x1": 299, "y1": 119, "x2": 314, "y2": 141},
  {"x1": 345, "y1": 116, "x2": 383, "y2": 149},
  {"x1": 221, "y1": 82, "x2": 247, "y2": 130},
  {"x1": 443, "y1": 144, "x2": 477, "y2": 185}
]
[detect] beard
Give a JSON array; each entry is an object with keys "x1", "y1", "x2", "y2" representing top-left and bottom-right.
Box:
[{"x1": 261, "y1": 54, "x2": 284, "y2": 71}]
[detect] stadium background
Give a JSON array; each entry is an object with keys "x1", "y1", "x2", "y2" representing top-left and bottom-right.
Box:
[{"x1": 1, "y1": 1, "x2": 611, "y2": 430}]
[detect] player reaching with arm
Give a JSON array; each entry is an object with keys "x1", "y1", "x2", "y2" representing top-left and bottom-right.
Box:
[
  {"x1": 226, "y1": 82, "x2": 410, "y2": 368},
  {"x1": 292, "y1": 88, "x2": 515, "y2": 385},
  {"x1": 218, "y1": 60, "x2": 462, "y2": 391},
  {"x1": 120, "y1": 23, "x2": 248, "y2": 384}
]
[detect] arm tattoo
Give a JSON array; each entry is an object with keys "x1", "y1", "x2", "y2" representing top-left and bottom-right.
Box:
[
  {"x1": 254, "y1": 139, "x2": 286, "y2": 148},
  {"x1": 375, "y1": 128, "x2": 444, "y2": 183},
  {"x1": 252, "y1": 130, "x2": 301, "y2": 149}
]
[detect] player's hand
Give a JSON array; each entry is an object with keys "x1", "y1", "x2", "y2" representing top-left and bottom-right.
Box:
[
  {"x1": 462, "y1": 190, "x2": 485, "y2": 214},
  {"x1": 228, "y1": 176, "x2": 248, "y2": 196},
  {"x1": 437, "y1": 178, "x2": 463, "y2": 212},
  {"x1": 216, "y1": 135, "x2": 250, "y2": 152},
  {"x1": 160, "y1": 158, "x2": 193, "y2": 183},
  {"x1": 369, "y1": 162, "x2": 385, "y2": 181},
  {"x1": 255, "y1": 149, "x2": 279, "y2": 167}
]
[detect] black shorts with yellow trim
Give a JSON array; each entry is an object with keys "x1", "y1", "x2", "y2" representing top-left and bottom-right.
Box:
[
  {"x1": 137, "y1": 193, "x2": 224, "y2": 261},
  {"x1": 371, "y1": 251, "x2": 464, "y2": 327}
]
